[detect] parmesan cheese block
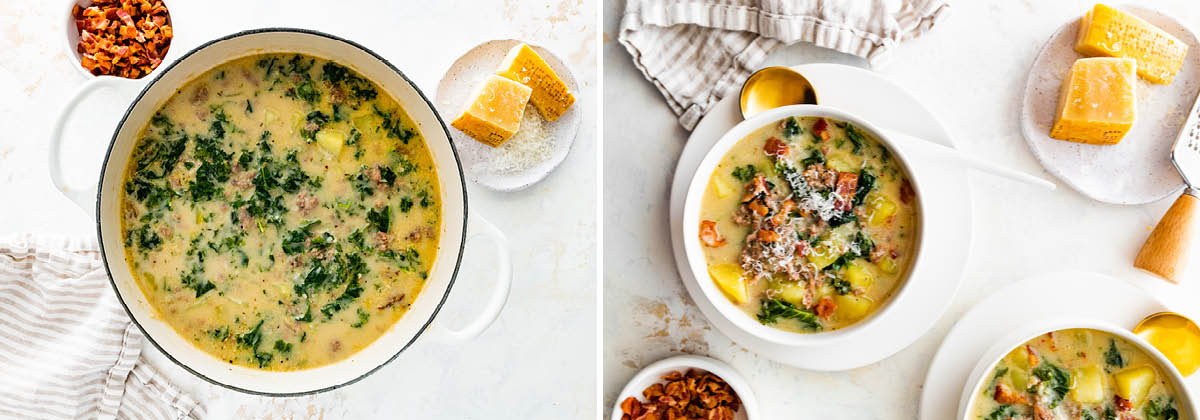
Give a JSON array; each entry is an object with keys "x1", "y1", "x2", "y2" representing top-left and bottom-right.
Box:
[
  {"x1": 1049, "y1": 57, "x2": 1138, "y2": 145},
  {"x1": 451, "y1": 74, "x2": 533, "y2": 147},
  {"x1": 497, "y1": 43, "x2": 575, "y2": 121},
  {"x1": 1075, "y1": 4, "x2": 1189, "y2": 85}
]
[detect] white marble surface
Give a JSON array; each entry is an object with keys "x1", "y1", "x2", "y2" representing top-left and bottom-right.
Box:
[
  {"x1": 603, "y1": 0, "x2": 1200, "y2": 418},
  {"x1": 0, "y1": 0, "x2": 596, "y2": 417}
]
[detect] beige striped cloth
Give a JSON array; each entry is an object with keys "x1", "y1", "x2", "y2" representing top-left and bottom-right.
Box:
[
  {"x1": 617, "y1": 0, "x2": 950, "y2": 130},
  {"x1": 0, "y1": 235, "x2": 203, "y2": 420}
]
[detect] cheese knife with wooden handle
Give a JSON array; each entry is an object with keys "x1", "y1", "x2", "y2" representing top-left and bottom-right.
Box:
[{"x1": 1134, "y1": 92, "x2": 1200, "y2": 283}]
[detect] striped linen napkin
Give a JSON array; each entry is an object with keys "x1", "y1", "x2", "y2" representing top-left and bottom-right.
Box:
[
  {"x1": 0, "y1": 235, "x2": 203, "y2": 420},
  {"x1": 617, "y1": 0, "x2": 950, "y2": 130}
]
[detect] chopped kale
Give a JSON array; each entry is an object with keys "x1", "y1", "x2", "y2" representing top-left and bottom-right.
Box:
[
  {"x1": 985, "y1": 405, "x2": 1016, "y2": 420},
  {"x1": 1145, "y1": 397, "x2": 1180, "y2": 420},
  {"x1": 800, "y1": 148, "x2": 825, "y2": 167},
  {"x1": 1104, "y1": 339, "x2": 1126, "y2": 369},
  {"x1": 351, "y1": 307, "x2": 370, "y2": 328},
  {"x1": 417, "y1": 189, "x2": 433, "y2": 208},
  {"x1": 300, "y1": 110, "x2": 329, "y2": 142},
  {"x1": 236, "y1": 320, "x2": 264, "y2": 349},
  {"x1": 755, "y1": 298, "x2": 821, "y2": 329},
  {"x1": 844, "y1": 123, "x2": 867, "y2": 153},
  {"x1": 731, "y1": 165, "x2": 758, "y2": 182},
  {"x1": 782, "y1": 117, "x2": 802, "y2": 138},
  {"x1": 379, "y1": 247, "x2": 420, "y2": 272},
  {"x1": 853, "y1": 169, "x2": 875, "y2": 207},
  {"x1": 320, "y1": 280, "x2": 363, "y2": 317},
  {"x1": 273, "y1": 340, "x2": 292, "y2": 353},
  {"x1": 373, "y1": 105, "x2": 415, "y2": 143},
  {"x1": 1031, "y1": 363, "x2": 1071, "y2": 408},
  {"x1": 367, "y1": 206, "x2": 390, "y2": 233},
  {"x1": 128, "y1": 224, "x2": 162, "y2": 251},
  {"x1": 399, "y1": 197, "x2": 414, "y2": 213},
  {"x1": 830, "y1": 278, "x2": 851, "y2": 295}
]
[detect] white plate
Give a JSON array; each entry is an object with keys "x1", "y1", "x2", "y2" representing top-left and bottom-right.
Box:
[
  {"x1": 918, "y1": 271, "x2": 1177, "y2": 420},
  {"x1": 434, "y1": 39, "x2": 581, "y2": 192},
  {"x1": 668, "y1": 63, "x2": 973, "y2": 370},
  {"x1": 609, "y1": 355, "x2": 760, "y2": 420},
  {"x1": 1021, "y1": 5, "x2": 1199, "y2": 205}
]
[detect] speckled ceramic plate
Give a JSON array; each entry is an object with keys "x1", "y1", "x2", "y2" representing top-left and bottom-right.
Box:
[
  {"x1": 918, "y1": 271, "x2": 1180, "y2": 420},
  {"x1": 434, "y1": 39, "x2": 581, "y2": 192},
  {"x1": 1021, "y1": 5, "x2": 1199, "y2": 205},
  {"x1": 669, "y1": 63, "x2": 973, "y2": 370}
]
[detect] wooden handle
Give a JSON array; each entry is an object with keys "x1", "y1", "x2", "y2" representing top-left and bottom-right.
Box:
[{"x1": 1135, "y1": 191, "x2": 1199, "y2": 283}]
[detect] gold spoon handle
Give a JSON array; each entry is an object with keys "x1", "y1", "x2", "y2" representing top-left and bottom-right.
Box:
[{"x1": 1135, "y1": 189, "x2": 1199, "y2": 283}]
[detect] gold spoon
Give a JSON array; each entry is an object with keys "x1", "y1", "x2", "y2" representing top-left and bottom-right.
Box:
[
  {"x1": 1134, "y1": 311, "x2": 1200, "y2": 377},
  {"x1": 739, "y1": 66, "x2": 818, "y2": 119}
]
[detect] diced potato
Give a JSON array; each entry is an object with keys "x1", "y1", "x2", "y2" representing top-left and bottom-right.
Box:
[
  {"x1": 712, "y1": 176, "x2": 734, "y2": 199},
  {"x1": 877, "y1": 255, "x2": 899, "y2": 274},
  {"x1": 263, "y1": 107, "x2": 279, "y2": 124},
  {"x1": 844, "y1": 261, "x2": 874, "y2": 289},
  {"x1": 827, "y1": 156, "x2": 856, "y2": 172},
  {"x1": 834, "y1": 294, "x2": 872, "y2": 322},
  {"x1": 1114, "y1": 365, "x2": 1156, "y2": 406},
  {"x1": 778, "y1": 282, "x2": 806, "y2": 306},
  {"x1": 807, "y1": 243, "x2": 840, "y2": 270},
  {"x1": 868, "y1": 194, "x2": 897, "y2": 226},
  {"x1": 708, "y1": 264, "x2": 748, "y2": 304},
  {"x1": 1070, "y1": 365, "x2": 1104, "y2": 404},
  {"x1": 1009, "y1": 368, "x2": 1030, "y2": 392},
  {"x1": 315, "y1": 129, "x2": 345, "y2": 156},
  {"x1": 353, "y1": 114, "x2": 378, "y2": 135},
  {"x1": 1006, "y1": 347, "x2": 1031, "y2": 369}
]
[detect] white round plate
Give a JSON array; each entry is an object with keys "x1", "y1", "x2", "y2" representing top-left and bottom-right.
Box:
[
  {"x1": 668, "y1": 63, "x2": 973, "y2": 371},
  {"x1": 918, "y1": 271, "x2": 1178, "y2": 420},
  {"x1": 1021, "y1": 5, "x2": 1199, "y2": 205},
  {"x1": 609, "y1": 355, "x2": 760, "y2": 420},
  {"x1": 434, "y1": 39, "x2": 581, "y2": 192}
]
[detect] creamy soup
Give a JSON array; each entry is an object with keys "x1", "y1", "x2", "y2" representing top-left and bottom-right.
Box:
[
  {"x1": 699, "y1": 117, "x2": 917, "y2": 333},
  {"x1": 120, "y1": 53, "x2": 440, "y2": 370},
  {"x1": 970, "y1": 329, "x2": 1184, "y2": 420}
]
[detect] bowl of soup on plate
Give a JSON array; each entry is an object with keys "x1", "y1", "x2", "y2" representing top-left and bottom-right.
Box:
[
  {"x1": 682, "y1": 105, "x2": 924, "y2": 346},
  {"x1": 960, "y1": 319, "x2": 1195, "y2": 420}
]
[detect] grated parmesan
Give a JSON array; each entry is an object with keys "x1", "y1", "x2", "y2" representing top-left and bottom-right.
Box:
[{"x1": 488, "y1": 103, "x2": 554, "y2": 174}]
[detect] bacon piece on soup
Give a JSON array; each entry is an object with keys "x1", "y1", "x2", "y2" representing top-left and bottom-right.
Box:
[
  {"x1": 812, "y1": 118, "x2": 831, "y2": 141},
  {"x1": 699, "y1": 220, "x2": 726, "y2": 247},
  {"x1": 763, "y1": 137, "x2": 790, "y2": 157}
]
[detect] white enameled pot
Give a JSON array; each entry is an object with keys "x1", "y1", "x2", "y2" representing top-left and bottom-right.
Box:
[
  {"x1": 957, "y1": 318, "x2": 1198, "y2": 420},
  {"x1": 48, "y1": 29, "x2": 511, "y2": 396},
  {"x1": 681, "y1": 104, "x2": 927, "y2": 348}
]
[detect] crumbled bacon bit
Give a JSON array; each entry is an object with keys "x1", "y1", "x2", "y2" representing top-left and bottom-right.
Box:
[
  {"x1": 740, "y1": 174, "x2": 769, "y2": 203},
  {"x1": 1114, "y1": 395, "x2": 1133, "y2": 412},
  {"x1": 763, "y1": 136, "x2": 790, "y2": 156},
  {"x1": 699, "y1": 220, "x2": 726, "y2": 247},
  {"x1": 993, "y1": 383, "x2": 1029, "y2": 405},
  {"x1": 755, "y1": 229, "x2": 780, "y2": 243},
  {"x1": 72, "y1": 0, "x2": 173, "y2": 78},
  {"x1": 620, "y1": 369, "x2": 741, "y2": 420},
  {"x1": 1025, "y1": 345, "x2": 1040, "y2": 367},
  {"x1": 899, "y1": 179, "x2": 914, "y2": 204},
  {"x1": 833, "y1": 172, "x2": 859, "y2": 211},
  {"x1": 812, "y1": 118, "x2": 831, "y2": 141},
  {"x1": 815, "y1": 297, "x2": 837, "y2": 319}
]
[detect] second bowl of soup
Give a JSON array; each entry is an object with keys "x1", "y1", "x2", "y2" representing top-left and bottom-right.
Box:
[
  {"x1": 960, "y1": 319, "x2": 1195, "y2": 420},
  {"x1": 682, "y1": 105, "x2": 925, "y2": 347}
]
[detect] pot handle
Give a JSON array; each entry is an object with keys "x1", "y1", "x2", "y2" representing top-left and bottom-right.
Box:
[
  {"x1": 48, "y1": 77, "x2": 138, "y2": 213},
  {"x1": 430, "y1": 214, "x2": 512, "y2": 341}
]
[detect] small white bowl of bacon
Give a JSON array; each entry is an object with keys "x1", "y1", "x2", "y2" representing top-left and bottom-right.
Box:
[
  {"x1": 65, "y1": 0, "x2": 176, "y2": 79},
  {"x1": 611, "y1": 355, "x2": 759, "y2": 420}
]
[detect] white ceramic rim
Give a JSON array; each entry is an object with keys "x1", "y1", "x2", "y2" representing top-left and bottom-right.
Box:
[
  {"x1": 957, "y1": 318, "x2": 1198, "y2": 420},
  {"x1": 681, "y1": 104, "x2": 927, "y2": 347},
  {"x1": 608, "y1": 355, "x2": 760, "y2": 420},
  {"x1": 92, "y1": 29, "x2": 469, "y2": 396},
  {"x1": 63, "y1": 0, "x2": 180, "y2": 80}
]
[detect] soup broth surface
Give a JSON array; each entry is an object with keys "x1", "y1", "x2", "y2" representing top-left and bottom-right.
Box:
[{"x1": 120, "y1": 53, "x2": 440, "y2": 370}]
